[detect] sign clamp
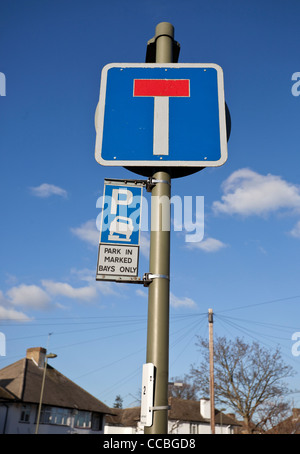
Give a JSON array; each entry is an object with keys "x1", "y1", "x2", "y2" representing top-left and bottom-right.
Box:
[
  {"x1": 150, "y1": 405, "x2": 171, "y2": 411},
  {"x1": 142, "y1": 273, "x2": 169, "y2": 287},
  {"x1": 146, "y1": 177, "x2": 170, "y2": 192},
  {"x1": 104, "y1": 177, "x2": 170, "y2": 192}
]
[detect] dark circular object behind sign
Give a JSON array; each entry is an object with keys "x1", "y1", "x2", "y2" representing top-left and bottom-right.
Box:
[{"x1": 124, "y1": 103, "x2": 231, "y2": 179}]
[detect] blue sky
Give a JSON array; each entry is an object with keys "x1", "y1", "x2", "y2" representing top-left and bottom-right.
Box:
[{"x1": 1, "y1": 0, "x2": 300, "y2": 410}]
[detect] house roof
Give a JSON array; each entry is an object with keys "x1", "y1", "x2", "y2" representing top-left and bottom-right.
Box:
[
  {"x1": 106, "y1": 398, "x2": 240, "y2": 427},
  {"x1": 0, "y1": 385, "x2": 15, "y2": 400},
  {"x1": 106, "y1": 406, "x2": 140, "y2": 426},
  {"x1": 267, "y1": 408, "x2": 300, "y2": 434},
  {"x1": 0, "y1": 357, "x2": 114, "y2": 415},
  {"x1": 168, "y1": 397, "x2": 239, "y2": 426}
]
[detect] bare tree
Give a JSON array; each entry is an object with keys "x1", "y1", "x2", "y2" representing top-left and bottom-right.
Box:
[
  {"x1": 168, "y1": 374, "x2": 198, "y2": 400},
  {"x1": 189, "y1": 336, "x2": 295, "y2": 433},
  {"x1": 266, "y1": 408, "x2": 300, "y2": 434}
]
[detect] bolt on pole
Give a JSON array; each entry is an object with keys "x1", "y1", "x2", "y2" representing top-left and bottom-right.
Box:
[{"x1": 144, "y1": 22, "x2": 175, "y2": 435}]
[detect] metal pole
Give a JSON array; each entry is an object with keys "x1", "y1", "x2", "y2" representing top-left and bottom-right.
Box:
[
  {"x1": 144, "y1": 22, "x2": 174, "y2": 435},
  {"x1": 35, "y1": 352, "x2": 57, "y2": 434},
  {"x1": 208, "y1": 308, "x2": 215, "y2": 434},
  {"x1": 35, "y1": 356, "x2": 48, "y2": 434}
]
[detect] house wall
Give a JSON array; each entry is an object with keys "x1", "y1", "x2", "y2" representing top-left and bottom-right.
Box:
[
  {"x1": 1, "y1": 402, "x2": 235, "y2": 435},
  {"x1": 0, "y1": 404, "x2": 9, "y2": 434},
  {"x1": 1, "y1": 402, "x2": 106, "y2": 434},
  {"x1": 103, "y1": 420, "x2": 234, "y2": 435},
  {"x1": 105, "y1": 425, "x2": 136, "y2": 434},
  {"x1": 169, "y1": 420, "x2": 233, "y2": 434}
]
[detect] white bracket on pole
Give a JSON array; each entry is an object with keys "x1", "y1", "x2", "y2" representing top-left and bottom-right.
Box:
[
  {"x1": 150, "y1": 405, "x2": 170, "y2": 411},
  {"x1": 142, "y1": 273, "x2": 170, "y2": 287},
  {"x1": 146, "y1": 177, "x2": 171, "y2": 192}
]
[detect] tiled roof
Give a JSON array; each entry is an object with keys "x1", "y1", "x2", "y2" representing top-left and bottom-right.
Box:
[
  {"x1": 0, "y1": 385, "x2": 15, "y2": 400},
  {"x1": 0, "y1": 357, "x2": 113, "y2": 415},
  {"x1": 168, "y1": 397, "x2": 239, "y2": 426},
  {"x1": 106, "y1": 397, "x2": 240, "y2": 427},
  {"x1": 106, "y1": 407, "x2": 140, "y2": 426}
]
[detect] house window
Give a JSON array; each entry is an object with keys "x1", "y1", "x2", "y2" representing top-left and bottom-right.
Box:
[
  {"x1": 74, "y1": 411, "x2": 92, "y2": 429},
  {"x1": 190, "y1": 423, "x2": 198, "y2": 434},
  {"x1": 20, "y1": 405, "x2": 31, "y2": 423},
  {"x1": 40, "y1": 406, "x2": 72, "y2": 426},
  {"x1": 91, "y1": 413, "x2": 103, "y2": 431}
]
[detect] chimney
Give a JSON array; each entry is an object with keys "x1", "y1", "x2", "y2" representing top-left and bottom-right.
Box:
[
  {"x1": 200, "y1": 398, "x2": 211, "y2": 420},
  {"x1": 26, "y1": 347, "x2": 46, "y2": 368}
]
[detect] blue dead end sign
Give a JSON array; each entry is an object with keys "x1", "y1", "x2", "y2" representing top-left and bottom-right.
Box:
[{"x1": 95, "y1": 63, "x2": 228, "y2": 177}]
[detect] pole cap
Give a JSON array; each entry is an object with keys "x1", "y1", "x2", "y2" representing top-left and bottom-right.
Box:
[{"x1": 145, "y1": 22, "x2": 180, "y2": 63}]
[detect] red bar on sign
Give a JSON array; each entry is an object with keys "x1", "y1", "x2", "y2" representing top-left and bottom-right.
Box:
[{"x1": 133, "y1": 79, "x2": 190, "y2": 97}]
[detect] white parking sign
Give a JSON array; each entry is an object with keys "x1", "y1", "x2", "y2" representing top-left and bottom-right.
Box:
[{"x1": 96, "y1": 180, "x2": 143, "y2": 282}]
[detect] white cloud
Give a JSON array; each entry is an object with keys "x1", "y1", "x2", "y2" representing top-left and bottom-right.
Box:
[
  {"x1": 213, "y1": 168, "x2": 300, "y2": 217},
  {"x1": 170, "y1": 292, "x2": 197, "y2": 309},
  {"x1": 187, "y1": 237, "x2": 227, "y2": 253},
  {"x1": 6, "y1": 284, "x2": 51, "y2": 309},
  {"x1": 290, "y1": 220, "x2": 300, "y2": 238},
  {"x1": 70, "y1": 268, "x2": 119, "y2": 296},
  {"x1": 71, "y1": 219, "x2": 99, "y2": 246},
  {"x1": 41, "y1": 280, "x2": 98, "y2": 301},
  {"x1": 0, "y1": 288, "x2": 35, "y2": 320},
  {"x1": 0, "y1": 305, "x2": 31, "y2": 321},
  {"x1": 30, "y1": 183, "x2": 68, "y2": 198},
  {"x1": 0, "y1": 268, "x2": 116, "y2": 320}
]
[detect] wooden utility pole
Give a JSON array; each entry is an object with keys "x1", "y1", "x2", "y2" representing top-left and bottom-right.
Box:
[{"x1": 208, "y1": 308, "x2": 215, "y2": 434}]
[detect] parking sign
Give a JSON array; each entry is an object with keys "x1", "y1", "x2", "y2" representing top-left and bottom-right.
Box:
[{"x1": 96, "y1": 180, "x2": 143, "y2": 282}]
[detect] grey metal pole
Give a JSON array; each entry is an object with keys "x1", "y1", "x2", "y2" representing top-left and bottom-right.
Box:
[{"x1": 145, "y1": 22, "x2": 174, "y2": 435}]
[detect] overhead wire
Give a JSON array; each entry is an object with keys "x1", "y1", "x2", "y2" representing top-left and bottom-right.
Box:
[
  {"x1": 214, "y1": 313, "x2": 300, "y2": 367},
  {"x1": 170, "y1": 314, "x2": 207, "y2": 368},
  {"x1": 217, "y1": 294, "x2": 300, "y2": 314},
  {"x1": 2, "y1": 293, "x2": 300, "y2": 406}
]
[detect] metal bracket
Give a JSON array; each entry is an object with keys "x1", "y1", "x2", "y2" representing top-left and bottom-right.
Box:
[
  {"x1": 150, "y1": 405, "x2": 170, "y2": 411},
  {"x1": 103, "y1": 176, "x2": 170, "y2": 193},
  {"x1": 146, "y1": 177, "x2": 171, "y2": 192},
  {"x1": 143, "y1": 273, "x2": 169, "y2": 287},
  {"x1": 104, "y1": 177, "x2": 147, "y2": 187}
]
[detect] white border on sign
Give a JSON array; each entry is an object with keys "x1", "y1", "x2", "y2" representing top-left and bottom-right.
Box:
[{"x1": 95, "y1": 63, "x2": 228, "y2": 168}]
